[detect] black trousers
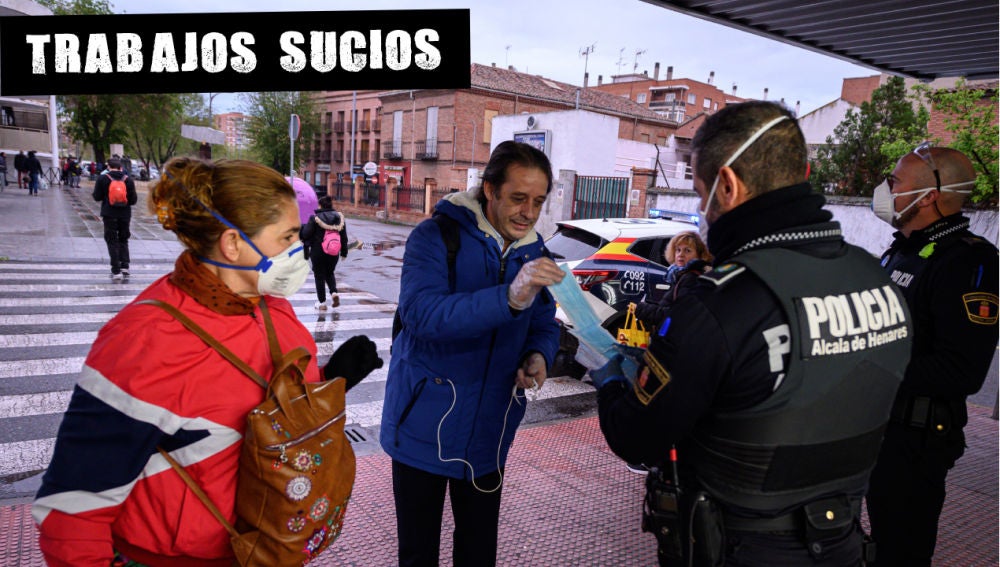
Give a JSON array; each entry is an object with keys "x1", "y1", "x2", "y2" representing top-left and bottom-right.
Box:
[
  {"x1": 311, "y1": 251, "x2": 340, "y2": 302},
  {"x1": 866, "y1": 423, "x2": 964, "y2": 567},
  {"x1": 719, "y1": 525, "x2": 863, "y2": 567},
  {"x1": 391, "y1": 459, "x2": 504, "y2": 567},
  {"x1": 102, "y1": 216, "x2": 131, "y2": 274}
]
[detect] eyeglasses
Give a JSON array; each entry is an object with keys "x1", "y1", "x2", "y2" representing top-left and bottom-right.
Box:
[{"x1": 912, "y1": 141, "x2": 941, "y2": 191}]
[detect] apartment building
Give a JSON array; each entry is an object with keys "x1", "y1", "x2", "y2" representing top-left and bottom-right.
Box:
[
  {"x1": 375, "y1": 63, "x2": 677, "y2": 189},
  {"x1": 301, "y1": 91, "x2": 383, "y2": 190},
  {"x1": 592, "y1": 63, "x2": 746, "y2": 123},
  {"x1": 212, "y1": 112, "x2": 248, "y2": 150}
]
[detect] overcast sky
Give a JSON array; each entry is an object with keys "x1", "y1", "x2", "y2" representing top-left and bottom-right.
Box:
[{"x1": 111, "y1": 0, "x2": 880, "y2": 117}]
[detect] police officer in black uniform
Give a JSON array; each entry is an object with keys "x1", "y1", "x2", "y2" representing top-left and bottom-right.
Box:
[
  {"x1": 591, "y1": 101, "x2": 914, "y2": 566},
  {"x1": 865, "y1": 144, "x2": 999, "y2": 566}
]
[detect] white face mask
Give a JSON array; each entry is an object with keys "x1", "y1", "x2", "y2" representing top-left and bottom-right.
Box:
[
  {"x1": 871, "y1": 179, "x2": 975, "y2": 226},
  {"x1": 698, "y1": 115, "x2": 792, "y2": 219},
  {"x1": 254, "y1": 241, "x2": 310, "y2": 298}
]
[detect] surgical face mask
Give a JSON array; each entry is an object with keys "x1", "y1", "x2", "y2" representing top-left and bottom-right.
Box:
[
  {"x1": 871, "y1": 179, "x2": 975, "y2": 226},
  {"x1": 697, "y1": 217, "x2": 710, "y2": 244},
  {"x1": 698, "y1": 115, "x2": 792, "y2": 219}
]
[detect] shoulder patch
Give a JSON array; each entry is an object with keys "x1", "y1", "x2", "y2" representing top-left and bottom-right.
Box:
[
  {"x1": 634, "y1": 350, "x2": 671, "y2": 406},
  {"x1": 699, "y1": 263, "x2": 746, "y2": 288},
  {"x1": 963, "y1": 292, "x2": 999, "y2": 325}
]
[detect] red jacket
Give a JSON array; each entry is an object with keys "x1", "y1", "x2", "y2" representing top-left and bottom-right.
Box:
[{"x1": 33, "y1": 275, "x2": 321, "y2": 567}]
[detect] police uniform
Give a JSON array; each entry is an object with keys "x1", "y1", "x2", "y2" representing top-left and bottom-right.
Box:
[
  {"x1": 597, "y1": 183, "x2": 913, "y2": 566},
  {"x1": 866, "y1": 213, "x2": 999, "y2": 566}
]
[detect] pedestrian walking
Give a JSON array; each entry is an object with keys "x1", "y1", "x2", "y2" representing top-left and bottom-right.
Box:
[
  {"x1": 381, "y1": 140, "x2": 565, "y2": 567},
  {"x1": 300, "y1": 195, "x2": 348, "y2": 310},
  {"x1": 592, "y1": 101, "x2": 913, "y2": 566},
  {"x1": 0, "y1": 151, "x2": 7, "y2": 190},
  {"x1": 23, "y1": 150, "x2": 43, "y2": 196},
  {"x1": 865, "y1": 143, "x2": 999, "y2": 566},
  {"x1": 14, "y1": 150, "x2": 25, "y2": 189},
  {"x1": 92, "y1": 157, "x2": 137, "y2": 280},
  {"x1": 33, "y1": 156, "x2": 383, "y2": 567}
]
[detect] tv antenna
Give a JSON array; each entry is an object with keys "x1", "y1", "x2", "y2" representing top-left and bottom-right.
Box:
[
  {"x1": 580, "y1": 43, "x2": 596, "y2": 85},
  {"x1": 615, "y1": 47, "x2": 626, "y2": 75},
  {"x1": 633, "y1": 48, "x2": 647, "y2": 73},
  {"x1": 505, "y1": 45, "x2": 511, "y2": 67}
]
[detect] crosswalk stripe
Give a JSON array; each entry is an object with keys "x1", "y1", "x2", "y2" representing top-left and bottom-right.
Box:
[{"x1": 0, "y1": 263, "x2": 592, "y2": 480}]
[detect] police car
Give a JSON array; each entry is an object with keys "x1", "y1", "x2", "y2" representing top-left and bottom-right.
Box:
[{"x1": 545, "y1": 210, "x2": 701, "y2": 378}]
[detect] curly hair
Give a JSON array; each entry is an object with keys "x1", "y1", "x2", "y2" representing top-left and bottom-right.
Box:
[
  {"x1": 148, "y1": 157, "x2": 295, "y2": 257},
  {"x1": 665, "y1": 231, "x2": 712, "y2": 265}
]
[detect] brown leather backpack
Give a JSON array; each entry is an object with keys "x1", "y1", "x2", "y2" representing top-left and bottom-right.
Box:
[{"x1": 143, "y1": 299, "x2": 356, "y2": 566}]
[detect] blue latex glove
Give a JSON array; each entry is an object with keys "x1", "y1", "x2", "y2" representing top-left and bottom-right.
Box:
[{"x1": 588, "y1": 354, "x2": 629, "y2": 390}]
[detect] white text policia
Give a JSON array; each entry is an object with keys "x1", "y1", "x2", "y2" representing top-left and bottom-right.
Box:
[{"x1": 799, "y1": 285, "x2": 908, "y2": 356}]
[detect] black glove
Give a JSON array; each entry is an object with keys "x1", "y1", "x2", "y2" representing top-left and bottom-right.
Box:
[
  {"x1": 324, "y1": 335, "x2": 384, "y2": 391},
  {"x1": 588, "y1": 354, "x2": 628, "y2": 390}
]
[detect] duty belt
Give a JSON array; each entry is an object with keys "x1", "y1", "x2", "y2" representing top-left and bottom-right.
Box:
[
  {"x1": 889, "y1": 396, "x2": 960, "y2": 431},
  {"x1": 723, "y1": 497, "x2": 860, "y2": 535}
]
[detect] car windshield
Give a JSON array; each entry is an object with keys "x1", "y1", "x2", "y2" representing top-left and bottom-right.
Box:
[{"x1": 545, "y1": 226, "x2": 605, "y2": 261}]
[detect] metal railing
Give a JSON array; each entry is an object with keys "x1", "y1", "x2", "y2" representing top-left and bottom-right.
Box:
[
  {"x1": 382, "y1": 141, "x2": 404, "y2": 160},
  {"x1": 394, "y1": 185, "x2": 426, "y2": 212},
  {"x1": 414, "y1": 139, "x2": 438, "y2": 160}
]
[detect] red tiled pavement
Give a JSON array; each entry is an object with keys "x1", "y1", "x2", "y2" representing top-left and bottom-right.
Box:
[{"x1": 3, "y1": 405, "x2": 996, "y2": 566}]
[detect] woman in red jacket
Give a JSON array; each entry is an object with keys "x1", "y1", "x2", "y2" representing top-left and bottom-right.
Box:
[{"x1": 33, "y1": 157, "x2": 382, "y2": 567}]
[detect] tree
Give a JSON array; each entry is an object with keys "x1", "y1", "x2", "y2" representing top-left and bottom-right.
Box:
[
  {"x1": 811, "y1": 76, "x2": 929, "y2": 196},
  {"x1": 119, "y1": 93, "x2": 203, "y2": 174},
  {"x1": 916, "y1": 79, "x2": 999, "y2": 206},
  {"x1": 240, "y1": 92, "x2": 319, "y2": 176}
]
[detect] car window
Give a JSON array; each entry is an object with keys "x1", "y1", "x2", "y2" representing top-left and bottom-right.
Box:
[
  {"x1": 545, "y1": 226, "x2": 604, "y2": 261},
  {"x1": 628, "y1": 237, "x2": 671, "y2": 265}
]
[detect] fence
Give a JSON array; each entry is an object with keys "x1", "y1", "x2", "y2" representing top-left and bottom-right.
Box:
[
  {"x1": 394, "y1": 185, "x2": 426, "y2": 212},
  {"x1": 573, "y1": 175, "x2": 629, "y2": 219}
]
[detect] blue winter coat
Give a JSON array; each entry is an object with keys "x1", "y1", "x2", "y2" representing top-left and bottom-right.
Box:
[{"x1": 380, "y1": 191, "x2": 560, "y2": 479}]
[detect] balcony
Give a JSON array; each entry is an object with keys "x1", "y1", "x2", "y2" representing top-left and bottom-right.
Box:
[
  {"x1": 382, "y1": 140, "x2": 404, "y2": 160},
  {"x1": 334, "y1": 122, "x2": 345, "y2": 133},
  {"x1": 358, "y1": 120, "x2": 371, "y2": 132},
  {"x1": 648, "y1": 100, "x2": 686, "y2": 111},
  {"x1": 414, "y1": 139, "x2": 438, "y2": 160},
  {"x1": 319, "y1": 151, "x2": 331, "y2": 162},
  {"x1": 371, "y1": 119, "x2": 381, "y2": 132},
  {"x1": 334, "y1": 151, "x2": 344, "y2": 162}
]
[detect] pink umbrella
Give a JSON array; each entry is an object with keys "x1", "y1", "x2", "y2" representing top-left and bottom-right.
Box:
[{"x1": 286, "y1": 176, "x2": 319, "y2": 225}]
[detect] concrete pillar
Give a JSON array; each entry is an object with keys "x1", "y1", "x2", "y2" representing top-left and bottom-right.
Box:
[
  {"x1": 629, "y1": 167, "x2": 656, "y2": 218},
  {"x1": 423, "y1": 181, "x2": 434, "y2": 216}
]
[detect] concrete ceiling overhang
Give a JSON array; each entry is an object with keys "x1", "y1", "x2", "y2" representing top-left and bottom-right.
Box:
[{"x1": 643, "y1": 0, "x2": 999, "y2": 81}]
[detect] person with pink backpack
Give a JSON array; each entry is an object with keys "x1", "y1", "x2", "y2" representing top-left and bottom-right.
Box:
[{"x1": 301, "y1": 195, "x2": 348, "y2": 310}]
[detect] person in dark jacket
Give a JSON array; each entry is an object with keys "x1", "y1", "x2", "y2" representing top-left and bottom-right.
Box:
[
  {"x1": 93, "y1": 158, "x2": 138, "y2": 280},
  {"x1": 634, "y1": 230, "x2": 713, "y2": 330},
  {"x1": 865, "y1": 144, "x2": 999, "y2": 566},
  {"x1": 380, "y1": 141, "x2": 566, "y2": 567},
  {"x1": 300, "y1": 195, "x2": 349, "y2": 310},
  {"x1": 23, "y1": 150, "x2": 43, "y2": 195},
  {"x1": 14, "y1": 150, "x2": 26, "y2": 189},
  {"x1": 592, "y1": 101, "x2": 913, "y2": 566}
]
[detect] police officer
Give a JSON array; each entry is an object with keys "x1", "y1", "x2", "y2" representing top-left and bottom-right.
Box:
[
  {"x1": 865, "y1": 145, "x2": 999, "y2": 566},
  {"x1": 592, "y1": 101, "x2": 913, "y2": 566}
]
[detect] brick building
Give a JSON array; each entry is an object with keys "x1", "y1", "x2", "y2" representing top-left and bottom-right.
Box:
[
  {"x1": 375, "y1": 63, "x2": 677, "y2": 189},
  {"x1": 301, "y1": 90, "x2": 383, "y2": 190},
  {"x1": 591, "y1": 63, "x2": 746, "y2": 123},
  {"x1": 212, "y1": 112, "x2": 248, "y2": 150}
]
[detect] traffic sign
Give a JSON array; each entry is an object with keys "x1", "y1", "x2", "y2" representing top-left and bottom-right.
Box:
[
  {"x1": 289, "y1": 114, "x2": 301, "y2": 140},
  {"x1": 363, "y1": 161, "x2": 378, "y2": 176}
]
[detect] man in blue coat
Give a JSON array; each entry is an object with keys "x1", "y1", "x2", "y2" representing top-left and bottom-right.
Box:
[{"x1": 381, "y1": 140, "x2": 565, "y2": 566}]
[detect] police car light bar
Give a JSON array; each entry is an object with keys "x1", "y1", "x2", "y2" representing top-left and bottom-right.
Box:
[{"x1": 648, "y1": 208, "x2": 700, "y2": 224}]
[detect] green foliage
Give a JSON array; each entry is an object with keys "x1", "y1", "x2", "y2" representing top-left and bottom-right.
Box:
[
  {"x1": 240, "y1": 92, "x2": 320, "y2": 175},
  {"x1": 811, "y1": 76, "x2": 928, "y2": 197},
  {"x1": 915, "y1": 79, "x2": 999, "y2": 206},
  {"x1": 59, "y1": 95, "x2": 127, "y2": 164},
  {"x1": 36, "y1": 0, "x2": 111, "y2": 15},
  {"x1": 118, "y1": 93, "x2": 203, "y2": 173}
]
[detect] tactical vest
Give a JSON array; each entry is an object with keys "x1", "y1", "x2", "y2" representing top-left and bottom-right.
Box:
[{"x1": 692, "y1": 245, "x2": 912, "y2": 514}]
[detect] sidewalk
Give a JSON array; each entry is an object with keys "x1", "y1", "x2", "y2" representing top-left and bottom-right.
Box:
[
  {"x1": 0, "y1": 182, "x2": 997, "y2": 566},
  {"x1": 1, "y1": 407, "x2": 996, "y2": 566}
]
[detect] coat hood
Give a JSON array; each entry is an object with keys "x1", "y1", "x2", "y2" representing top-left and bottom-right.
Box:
[{"x1": 313, "y1": 210, "x2": 344, "y2": 232}]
